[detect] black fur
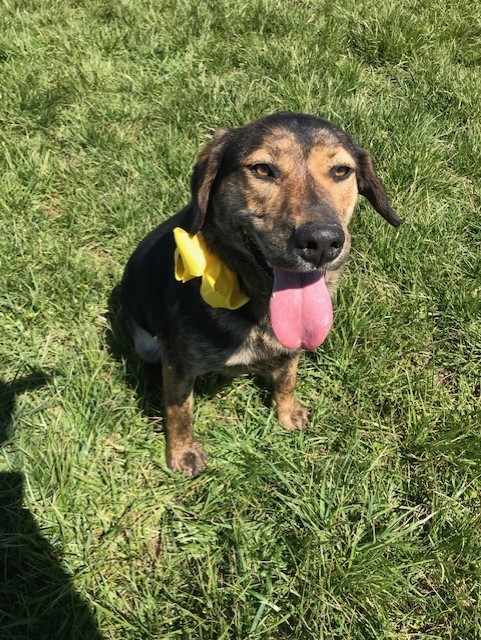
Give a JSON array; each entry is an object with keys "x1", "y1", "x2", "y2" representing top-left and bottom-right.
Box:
[{"x1": 120, "y1": 112, "x2": 399, "y2": 476}]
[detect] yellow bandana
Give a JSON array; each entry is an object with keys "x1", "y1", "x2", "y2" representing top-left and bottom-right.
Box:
[{"x1": 173, "y1": 227, "x2": 250, "y2": 310}]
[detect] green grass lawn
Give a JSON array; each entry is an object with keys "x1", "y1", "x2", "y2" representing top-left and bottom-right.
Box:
[{"x1": 1, "y1": 0, "x2": 480, "y2": 637}]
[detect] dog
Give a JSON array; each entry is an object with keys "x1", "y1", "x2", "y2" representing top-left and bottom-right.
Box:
[{"x1": 121, "y1": 112, "x2": 400, "y2": 477}]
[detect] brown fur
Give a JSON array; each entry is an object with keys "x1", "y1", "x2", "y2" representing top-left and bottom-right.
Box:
[{"x1": 121, "y1": 112, "x2": 400, "y2": 476}]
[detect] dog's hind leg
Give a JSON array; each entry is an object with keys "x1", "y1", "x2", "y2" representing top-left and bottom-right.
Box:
[
  {"x1": 162, "y1": 357, "x2": 206, "y2": 477},
  {"x1": 271, "y1": 355, "x2": 309, "y2": 430}
]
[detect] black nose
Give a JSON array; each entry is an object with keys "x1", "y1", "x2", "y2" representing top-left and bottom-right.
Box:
[{"x1": 294, "y1": 222, "x2": 345, "y2": 267}]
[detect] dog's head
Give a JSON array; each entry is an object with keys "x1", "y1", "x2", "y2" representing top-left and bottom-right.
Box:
[
  {"x1": 188, "y1": 112, "x2": 400, "y2": 348},
  {"x1": 190, "y1": 112, "x2": 399, "y2": 275}
]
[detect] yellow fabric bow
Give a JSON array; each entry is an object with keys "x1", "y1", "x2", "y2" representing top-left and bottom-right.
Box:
[{"x1": 173, "y1": 227, "x2": 250, "y2": 310}]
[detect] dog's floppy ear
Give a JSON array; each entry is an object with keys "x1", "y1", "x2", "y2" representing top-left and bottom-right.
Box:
[
  {"x1": 356, "y1": 148, "x2": 401, "y2": 227},
  {"x1": 190, "y1": 127, "x2": 231, "y2": 233}
]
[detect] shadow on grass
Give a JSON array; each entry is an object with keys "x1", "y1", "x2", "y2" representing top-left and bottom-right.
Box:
[
  {"x1": 0, "y1": 370, "x2": 50, "y2": 442},
  {"x1": 0, "y1": 374, "x2": 103, "y2": 640}
]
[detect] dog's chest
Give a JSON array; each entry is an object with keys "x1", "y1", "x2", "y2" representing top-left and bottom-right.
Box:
[{"x1": 222, "y1": 324, "x2": 291, "y2": 370}]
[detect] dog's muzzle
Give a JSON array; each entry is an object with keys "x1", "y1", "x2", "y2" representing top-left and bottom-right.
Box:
[{"x1": 244, "y1": 233, "x2": 273, "y2": 277}]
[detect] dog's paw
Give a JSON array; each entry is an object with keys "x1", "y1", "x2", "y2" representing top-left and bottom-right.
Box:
[
  {"x1": 167, "y1": 441, "x2": 207, "y2": 477},
  {"x1": 277, "y1": 400, "x2": 310, "y2": 430}
]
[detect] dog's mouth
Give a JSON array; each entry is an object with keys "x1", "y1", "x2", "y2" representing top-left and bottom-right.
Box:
[
  {"x1": 243, "y1": 233, "x2": 333, "y2": 350},
  {"x1": 244, "y1": 233, "x2": 273, "y2": 277}
]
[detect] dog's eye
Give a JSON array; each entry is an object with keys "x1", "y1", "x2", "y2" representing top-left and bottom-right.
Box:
[
  {"x1": 251, "y1": 164, "x2": 275, "y2": 179},
  {"x1": 331, "y1": 165, "x2": 353, "y2": 180}
]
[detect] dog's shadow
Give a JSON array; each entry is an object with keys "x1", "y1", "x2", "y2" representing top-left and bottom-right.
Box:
[{"x1": 106, "y1": 286, "x2": 236, "y2": 429}]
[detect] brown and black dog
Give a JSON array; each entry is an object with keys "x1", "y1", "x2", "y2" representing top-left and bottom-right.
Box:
[{"x1": 121, "y1": 112, "x2": 400, "y2": 476}]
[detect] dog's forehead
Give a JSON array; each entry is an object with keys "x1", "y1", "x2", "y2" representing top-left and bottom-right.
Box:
[
  {"x1": 232, "y1": 114, "x2": 356, "y2": 162},
  {"x1": 236, "y1": 132, "x2": 358, "y2": 175}
]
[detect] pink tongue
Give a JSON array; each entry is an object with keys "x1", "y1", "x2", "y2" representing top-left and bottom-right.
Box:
[{"x1": 269, "y1": 269, "x2": 333, "y2": 350}]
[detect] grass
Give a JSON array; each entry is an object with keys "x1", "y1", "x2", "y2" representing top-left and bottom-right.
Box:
[{"x1": 0, "y1": 0, "x2": 480, "y2": 637}]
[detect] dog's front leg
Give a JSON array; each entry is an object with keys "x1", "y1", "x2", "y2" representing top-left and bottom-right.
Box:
[
  {"x1": 271, "y1": 355, "x2": 309, "y2": 430},
  {"x1": 162, "y1": 358, "x2": 206, "y2": 477}
]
